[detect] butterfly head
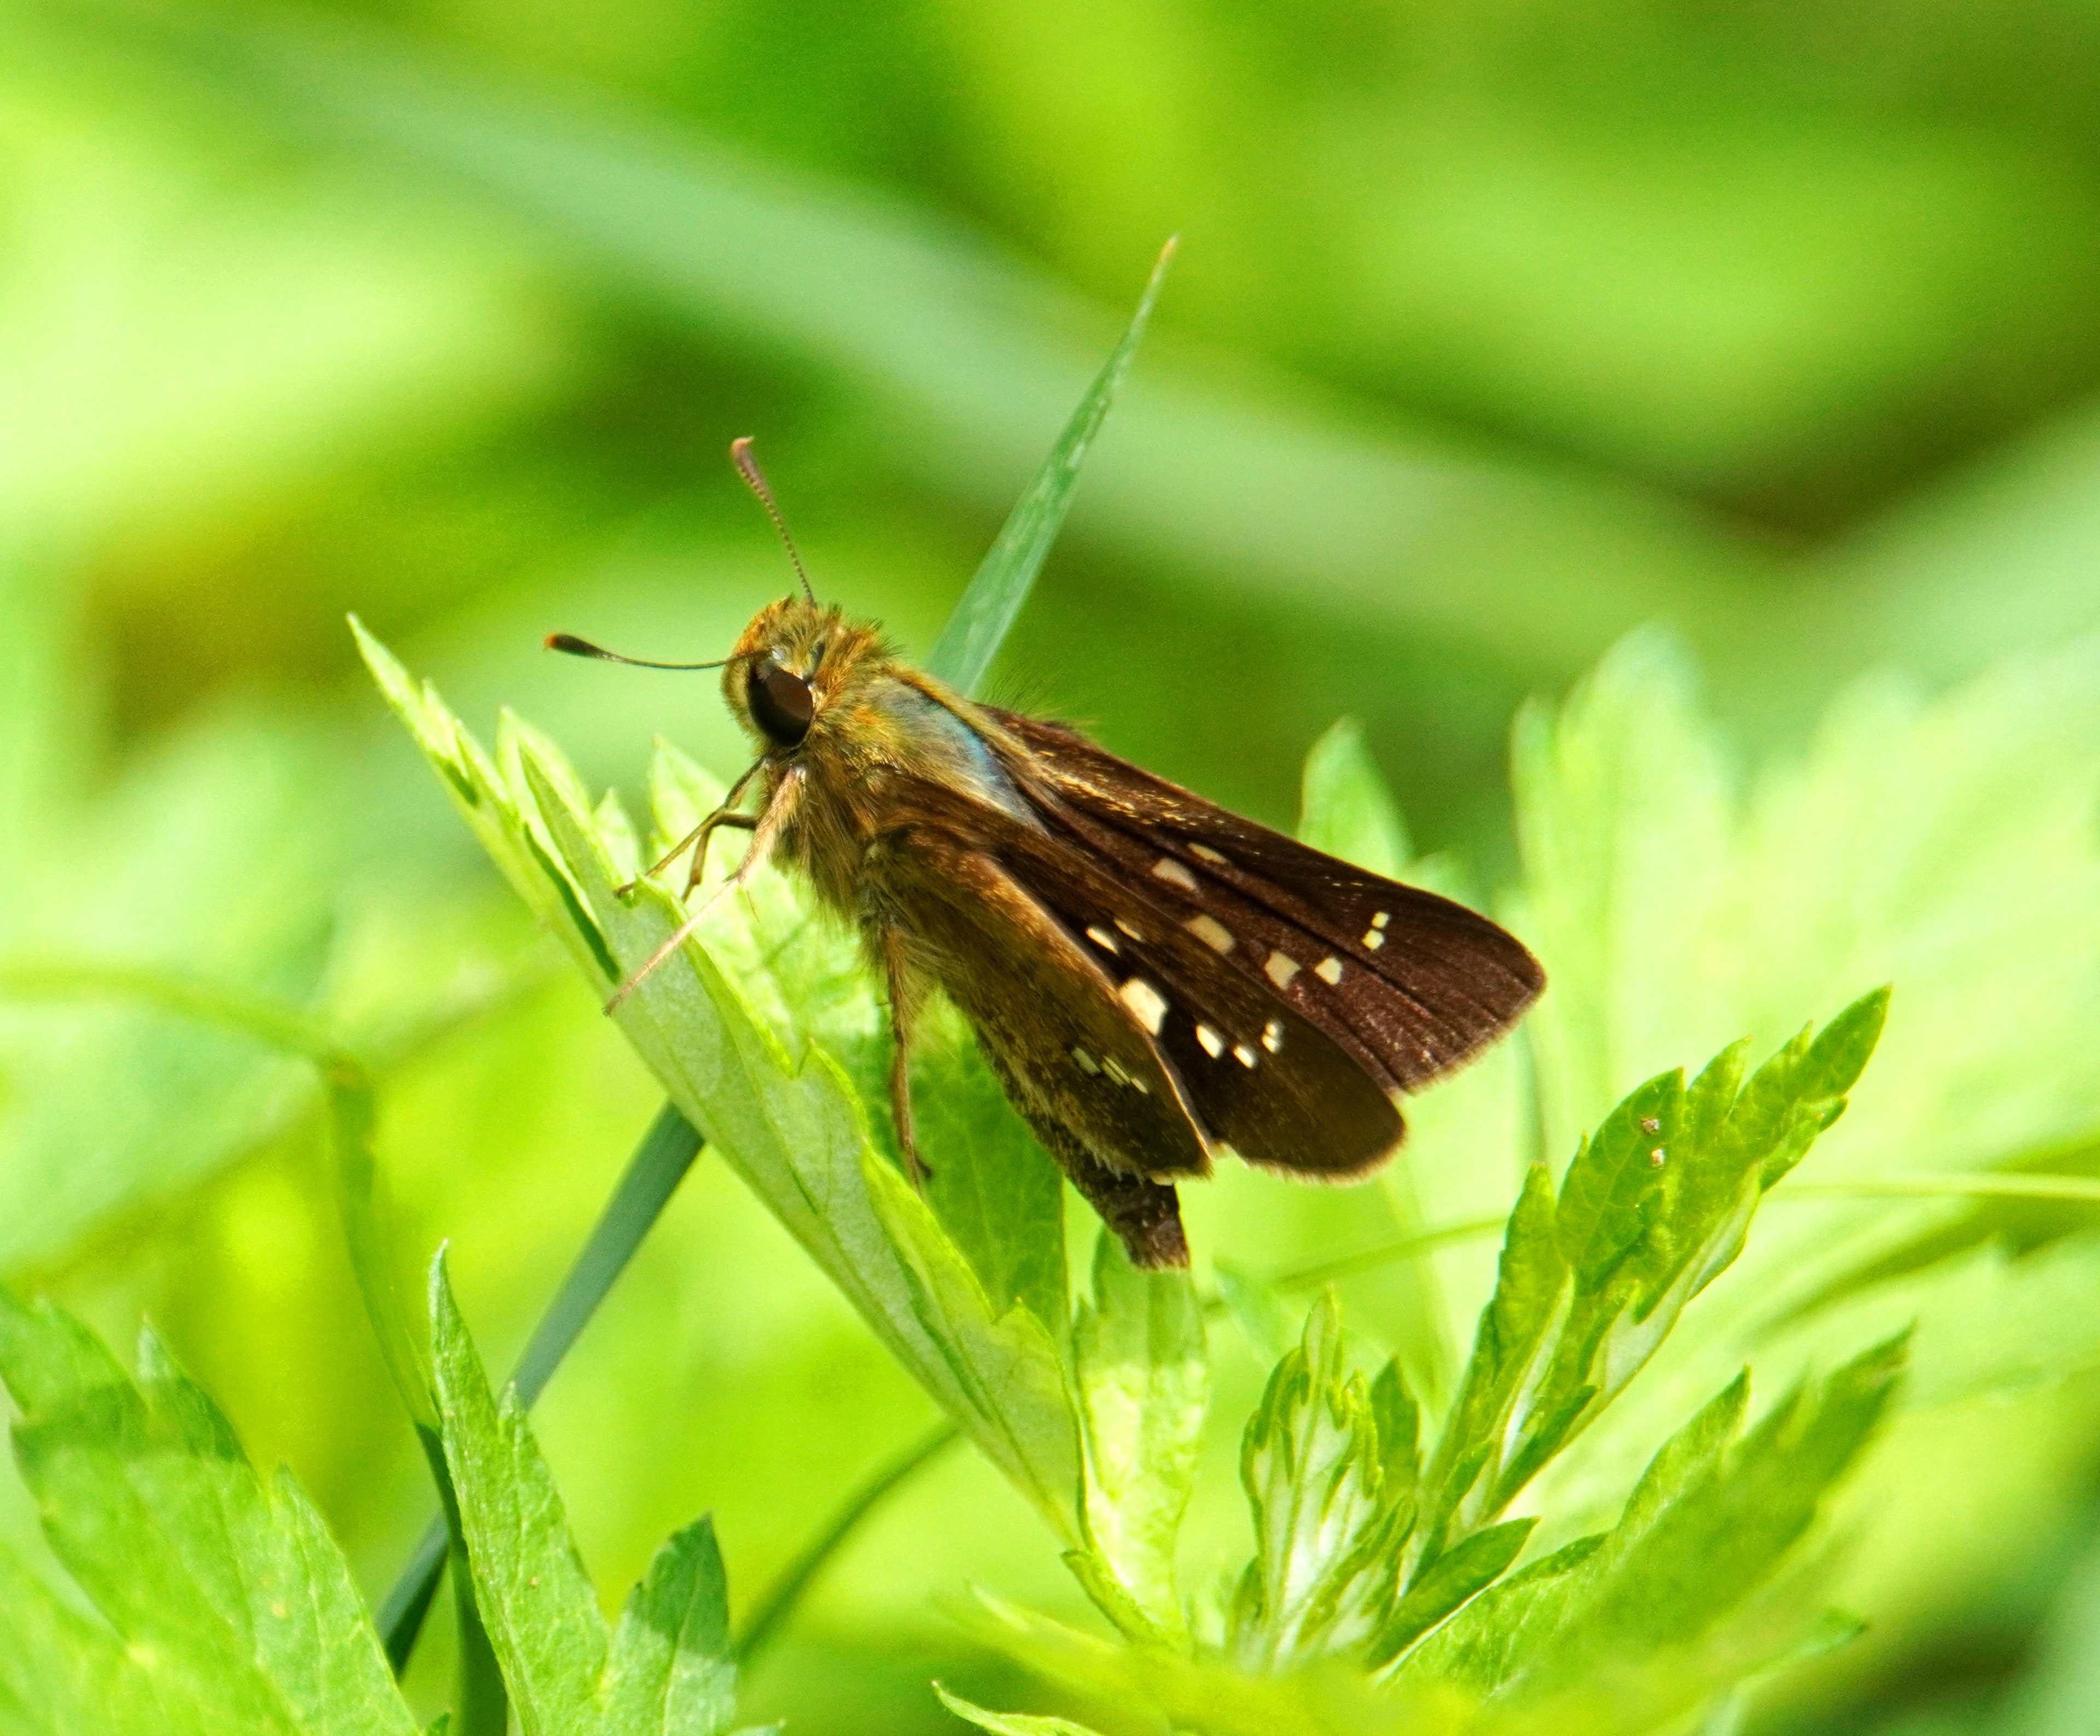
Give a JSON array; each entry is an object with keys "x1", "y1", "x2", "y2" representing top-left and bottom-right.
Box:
[{"x1": 722, "y1": 596, "x2": 880, "y2": 752}]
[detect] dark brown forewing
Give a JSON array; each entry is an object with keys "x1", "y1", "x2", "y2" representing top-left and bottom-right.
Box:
[
  {"x1": 961, "y1": 799, "x2": 1407, "y2": 1179},
  {"x1": 982, "y1": 710, "x2": 1544, "y2": 1090},
  {"x1": 870, "y1": 817, "x2": 1214, "y2": 1182}
]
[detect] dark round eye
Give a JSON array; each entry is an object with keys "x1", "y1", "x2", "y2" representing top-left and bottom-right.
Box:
[{"x1": 748, "y1": 657, "x2": 813, "y2": 747}]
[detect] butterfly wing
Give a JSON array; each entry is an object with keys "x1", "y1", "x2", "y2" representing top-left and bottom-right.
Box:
[
  {"x1": 964, "y1": 797, "x2": 1410, "y2": 1179},
  {"x1": 984, "y1": 710, "x2": 1543, "y2": 1076}
]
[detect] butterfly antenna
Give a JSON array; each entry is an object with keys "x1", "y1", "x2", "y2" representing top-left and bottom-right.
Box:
[
  {"x1": 544, "y1": 634, "x2": 729, "y2": 671},
  {"x1": 731, "y1": 436, "x2": 816, "y2": 605}
]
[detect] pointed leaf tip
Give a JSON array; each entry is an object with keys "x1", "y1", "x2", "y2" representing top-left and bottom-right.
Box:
[{"x1": 926, "y1": 243, "x2": 1176, "y2": 698}]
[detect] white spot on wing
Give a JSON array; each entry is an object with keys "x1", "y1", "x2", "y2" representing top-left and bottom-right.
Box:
[
  {"x1": 1195, "y1": 1022, "x2": 1225, "y2": 1058},
  {"x1": 1186, "y1": 914, "x2": 1235, "y2": 954},
  {"x1": 1316, "y1": 956, "x2": 1344, "y2": 984},
  {"x1": 1265, "y1": 951, "x2": 1300, "y2": 989},
  {"x1": 1103, "y1": 1056, "x2": 1130, "y2": 1086},
  {"x1": 1072, "y1": 1047, "x2": 1099, "y2": 1075},
  {"x1": 1189, "y1": 844, "x2": 1227, "y2": 864},
  {"x1": 1262, "y1": 1018, "x2": 1284, "y2": 1053},
  {"x1": 1119, "y1": 977, "x2": 1168, "y2": 1034},
  {"x1": 1372, "y1": 910, "x2": 1391, "y2": 930},
  {"x1": 1233, "y1": 1043, "x2": 1258, "y2": 1068},
  {"x1": 1116, "y1": 917, "x2": 1146, "y2": 943},
  {"x1": 1086, "y1": 924, "x2": 1121, "y2": 954},
  {"x1": 1362, "y1": 928, "x2": 1386, "y2": 950},
  {"x1": 1152, "y1": 856, "x2": 1199, "y2": 891}
]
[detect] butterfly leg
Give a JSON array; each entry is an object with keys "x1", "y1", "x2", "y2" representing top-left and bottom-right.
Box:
[
  {"x1": 677, "y1": 811, "x2": 757, "y2": 898},
  {"x1": 880, "y1": 928, "x2": 931, "y2": 1192},
  {"x1": 615, "y1": 756, "x2": 767, "y2": 899},
  {"x1": 605, "y1": 767, "x2": 802, "y2": 1013}
]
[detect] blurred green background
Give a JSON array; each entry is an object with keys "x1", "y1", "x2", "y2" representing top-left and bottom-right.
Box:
[{"x1": 6, "y1": 1, "x2": 2100, "y2": 1729}]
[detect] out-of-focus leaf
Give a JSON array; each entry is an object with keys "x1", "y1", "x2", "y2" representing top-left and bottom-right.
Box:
[
  {"x1": 932, "y1": 1684, "x2": 1109, "y2": 1736},
  {"x1": 61, "y1": 0, "x2": 1784, "y2": 690},
  {"x1": 0, "y1": 1290, "x2": 418, "y2": 1733},
  {"x1": 0, "y1": 40, "x2": 555, "y2": 556},
  {"x1": 1501, "y1": 627, "x2": 2100, "y2": 1534},
  {"x1": 1298, "y1": 719, "x2": 1412, "y2": 878},
  {"x1": 964, "y1": 1587, "x2": 1466, "y2": 1736},
  {"x1": 0, "y1": 714, "x2": 343, "y2": 1272}
]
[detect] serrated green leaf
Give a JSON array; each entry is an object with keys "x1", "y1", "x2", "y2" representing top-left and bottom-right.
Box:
[
  {"x1": 428, "y1": 1252, "x2": 607, "y2": 1734},
  {"x1": 1422, "y1": 1165, "x2": 1564, "y2": 1545},
  {"x1": 429, "y1": 1253, "x2": 747, "y2": 1736},
  {"x1": 0, "y1": 1290, "x2": 418, "y2": 1734},
  {"x1": 1416, "y1": 1004, "x2": 1884, "y2": 1574},
  {"x1": 601, "y1": 1519, "x2": 738, "y2": 1736},
  {"x1": 1555, "y1": 1072, "x2": 1684, "y2": 1284},
  {"x1": 1230, "y1": 1294, "x2": 1418, "y2": 1669},
  {"x1": 1409, "y1": 1341, "x2": 1904, "y2": 1702},
  {"x1": 359, "y1": 631, "x2": 1086, "y2": 1545},
  {"x1": 1073, "y1": 1229, "x2": 1208, "y2": 1640},
  {"x1": 1297, "y1": 718, "x2": 1412, "y2": 876},
  {"x1": 927, "y1": 241, "x2": 1175, "y2": 698},
  {"x1": 1371, "y1": 1517, "x2": 1535, "y2": 1665}
]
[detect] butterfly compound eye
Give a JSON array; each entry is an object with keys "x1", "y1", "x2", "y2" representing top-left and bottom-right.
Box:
[{"x1": 748, "y1": 658, "x2": 814, "y2": 747}]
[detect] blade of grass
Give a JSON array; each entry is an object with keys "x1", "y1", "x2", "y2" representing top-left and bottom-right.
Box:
[{"x1": 926, "y1": 240, "x2": 1175, "y2": 698}]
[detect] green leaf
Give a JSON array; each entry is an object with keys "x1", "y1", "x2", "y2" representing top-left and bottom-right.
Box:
[
  {"x1": 1408, "y1": 1338, "x2": 1905, "y2": 1700},
  {"x1": 1297, "y1": 718, "x2": 1412, "y2": 876},
  {"x1": 94, "y1": 0, "x2": 1770, "y2": 695},
  {"x1": 1229, "y1": 1294, "x2": 1418, "y2": 1670},
  {"x1": 428, "y1": 1251, "x2": 607, "y2": 1732},
  {"x1": 1511, "y1": 627, "x2": 2100, "y2": 1365},
  {"x1": 601, "y1": 1520, "x2": 738, "y2": 1736},
  {"x1": 964, "y1": 1588, "x2": 1452, "y2": 1736},
  {"x1": 927, "y1": 239, "x2": 1175, "y2": 697},
  {"x1": 0, "y1": 714, "x2": 345, "y2": 1271},
  {"x1": 1554, "y1": 1071, "x2": 1685, "y2": 1285},
  {"x1": 1416, "y1": 1000, "x2": 1885, "y2": 1564},
  {"x1": 1213, "y1": 1261, "x2": 1300, "y2": 1367},
  {"x1": 358, "y1": 626, "x2": 1086, "y2": 1547},
  {"x1": 428, "y1": 1252, "x2": 746, "y2": 1736},
  {"x1": 1370, "y1": 1517, "x2": 1535, "y2": 1665},
  {"x1": 1072, "y1": 1229, "x2": 1208, "y2": 1640},
  {"x1": 0, "y1": 1289, "x2": 418, "y2": 1734}
]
